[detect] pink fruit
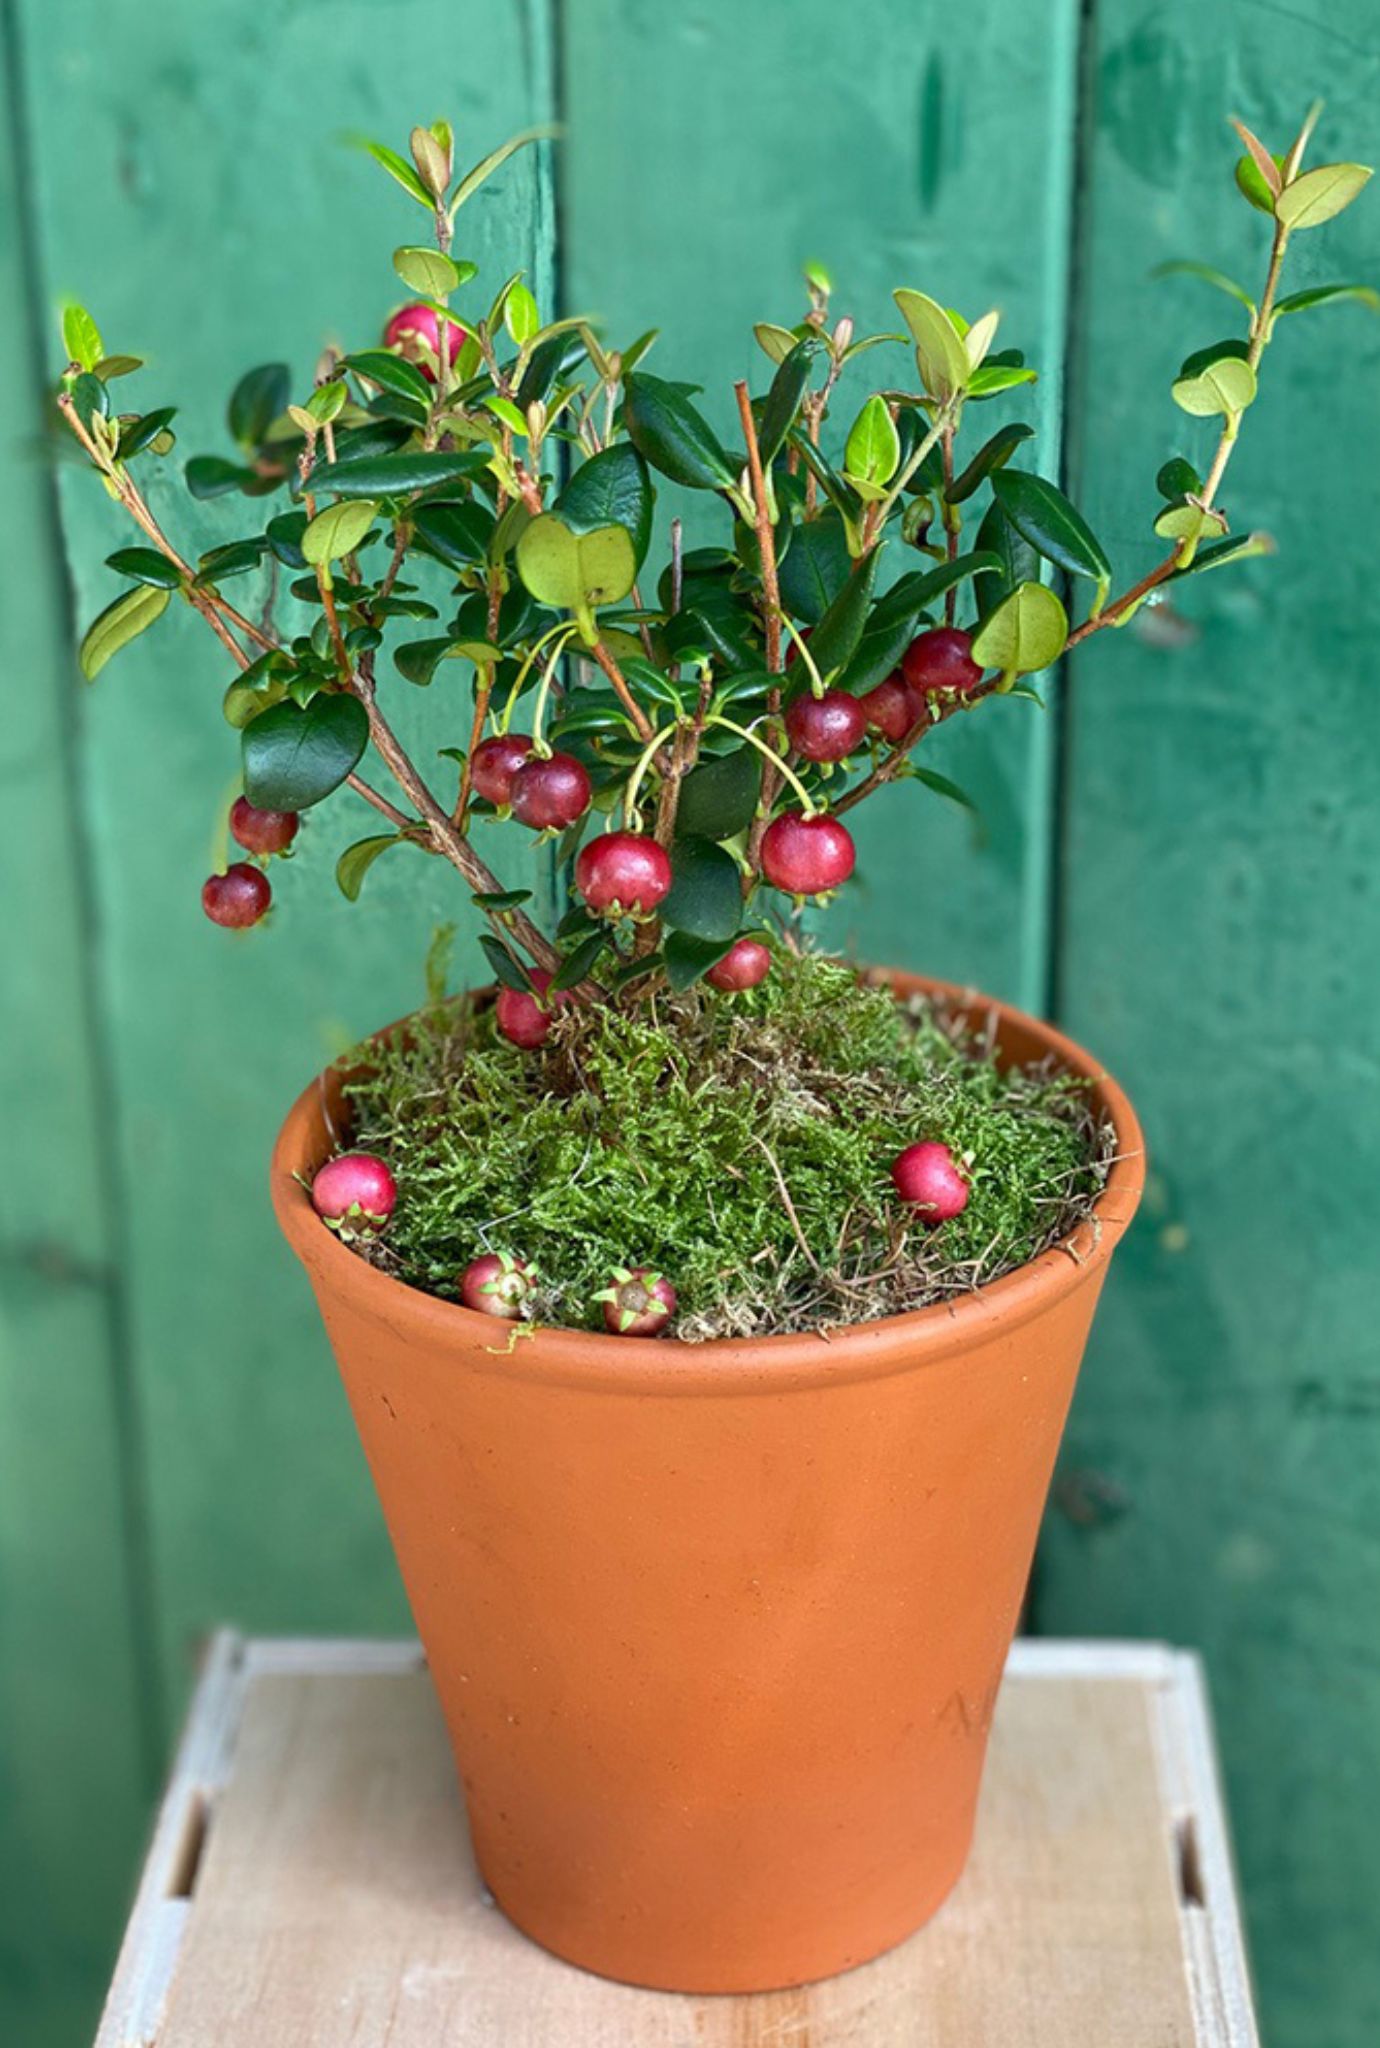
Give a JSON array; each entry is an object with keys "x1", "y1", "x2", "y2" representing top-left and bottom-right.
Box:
[
  {"x1": 575, "y1": 832, "x2": 673, "y2": 916},
  {"x1": 785, "y1": 690, "x2": 867, "y2": 763},
  {"x1": 201, "y1": 863, "x2": 271, "y2": 928},
  {"x1": 470, "y1": 733, "x2": 535, "y2": 808},
  {"x1": 311, "y1": 1151, "x2": 398, "y2": 1237},
  {"x1": 382, "y1": 302, "x2": 467, "y2": 383},
  {"x1": 230, "y1": 796, "x2": 299, "y2": 855},
  {"x1": 901, "y1": 626, "x2": 983, "y2": 698},
  {"x1": 760, "y1": 812, "x2": 856, "y2": 897},
  {"x1": 706, "y1": 937, "x2": 772, "y2": 992},
  {"x1": 597, "y1": 1266, "x2": 677, "y2": 1338},
  {"x1": 891, "y1": 1140, "x2": 969, "y2": 1224},
  {"x1": 509, "y1": 752, "x2": 592, "y2": 831},
  {"x1": 860, "y1": 671, "x2": 923, "y2": 743},
  {"x1": 460, "y1": 1252, "x2": 538, "y2": 1319},
  {"x1": 495, "y1": 968, "x2": 565, "y2": 1049}
]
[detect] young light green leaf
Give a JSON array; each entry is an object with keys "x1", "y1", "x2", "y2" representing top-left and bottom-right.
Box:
[
  {"x1": 1152, "y1": 501, "x2": 1228, "y2": 544},
  {"x1": 505, "y1": 282, "x2": 541, "y2": 346},
  {"x1": 893, "y1": 288, "x2": 970, "y2": 400},
  {"x1": 991, "y1": 470, "x2": 1112, "y2": 605},
  {"x1": 306, "y1": 380, "x2": 347, "y2": 425},
  {"x1": 78, "y1": 583, "x2": 171, "y2": 680},
  {"x1": 966, "y1": 362, "x2": 1038, "y2": 398},
  {"x1": 515, "y1": 514, "x2": 637, "y2": 615},
  {"x1": 1167, "y1": 531, "x2": 1276, "y2": 580},
  {"x1": 1171, "y1": 342, "x2": 1257, "y2": 417},
  {"x1": 393, "y1": 245, "x2": 461, "y2": 297},
  {"x1": 971, "y1": 581, "x2": 1068, "y2": 682},
  {"x1": 1234, "y1": 150, "x2": 1285, "y2": 212},
  {"x1": 61, "y1": 301, "x2": 103, "y2": 372},
  {"x1": 843, "y1": 395, "x2": 901, "y2": 488},
  {"x1": 448, "y1": 123, "x2": 560, "y2": 219},
  {"x1": 1231, "y1": 118, "x2": 1282, "y2": 197},
  {"x1": 346, "y1": 134, "x2": 433, "y2": 207},
  {"x1": 1271, "y1": 282, "x2": 1380, "y2": 321},
  {"x1": 964, "y1": 308, "x2": 1000, "y2": 370},
  {"x1": 1151, "y1": 259, "x2": 1256, "y2": 315},
  {"x1": 1275, "y1": 162, "x2": 1373, "y2": 230},
  {"x1": 754, "y1": 322, "x2": 800, "y2": 365},
  {"x1": 301, "y1": 499, "x2": 379, "y2": 566},
  {"x1": 336, "y1": 834, "x2": 406, "y2": 901},
  {"x1": 93, "y1": 354, "x2": 143, "y2": 381}
]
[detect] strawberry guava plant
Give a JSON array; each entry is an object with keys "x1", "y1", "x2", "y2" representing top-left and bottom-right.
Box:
[{"x1": 54, "y1": 110, "x2": 1371, "y2": 1337}]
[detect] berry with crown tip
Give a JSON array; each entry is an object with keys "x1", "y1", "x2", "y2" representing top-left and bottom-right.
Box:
[
  {"x1": 311, "y1": 1151, "x2": 397, "y2": 1239},
  {"x1": 596, "y1": 1266, "x2": 677, "y2": 1337},
  {"x1": 510, "y1": 752, "x2": 592, "y2": 831},
  {"x1": 576, "y1": 832, "x2": 673, "y2": 917},
  {"x1": 706, "y1": 937, "x2": 772, "y2": 992},
  {"x1": 230, "y1": 796, "x2": 299, "y2": 856},
  {"x1": 760, "y1": 812, "x2": 855, "y2": 897},
  {"x1": 469, "y1": 732, "x2": 535, "y2": 808},
  {"x1": 891, "y1": 1140, "x2": 969, "y2": 1224},
  {"x1": 860, "y1": 671, "x2": 923, "y2": 744},
  {"x1": 495, "y1": 968, "x2": 566, "y2": 1049},
  {"x1": 901, "y1": 626, "x2": 983, "y2": 698},
  {"x1": 785, "y1": 690, "x2": 867, "y2": 763},
  {"x1": 202, "y1": 863, "x2": 271, "y2": 928},
  {"x1": 460, "y1": 1251, "x2": 538, "y2": 1319},
  {"x1": 382, "y1": 302, "x2": 466, "y2": 382}
]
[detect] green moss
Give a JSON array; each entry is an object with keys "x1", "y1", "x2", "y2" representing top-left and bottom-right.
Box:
[{"x1": 340, "y1": 951, "x2": 1112, "y2": 1340}]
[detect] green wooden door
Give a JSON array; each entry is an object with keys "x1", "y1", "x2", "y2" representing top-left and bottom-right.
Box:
[{"x1": 1, "y1": 4, "x2": 1375, "y2": 2045}]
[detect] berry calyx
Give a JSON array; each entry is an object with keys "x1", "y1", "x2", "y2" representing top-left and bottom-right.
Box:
[
  {"x1": 201, "y1": 863, "x2": 271, "y2": 928},
  {"x1": 596, "y1": 1266, "x2": 677, "y2": 1337},
  {"x1": 509, "y1": 752, "x2": 592, "y2": 831},
  {"x1": 495, "y1": 968, "x2": 566, "y2": 1049},
  {"x1": 860, "y1": 671, "x2": 923, "y2": 744},
  {"x1": 706, "y1": 937, "x2": 772, "y2": 992},
  {"x1": 760, "y1": 812, "x2": 856, "y2": 897},
  {"x1": 901, "y1": 627, "x2": 983, "y2": 699},
  {"x1": 311, "y1": 1151, "x2": 398, "y2": 1238},
  {"x1": 382, "y1": 302, "x2": 466, "y2": 383},
  {"x1": 785, "y1": 690, "x2": 867, "y2": 763},
  {"x1": 891, "y1": 1141, "x2": 969, "y2": 1225},
  {"x1": 575, "y1": 832, "x2": 673, "y2": 917},
  {"x1": 469, "y1": 732, "x2": 534, "y2": 808},
  {"x1": 460, "y1": 1252, "x2": 538, "y2": 1319},
  {"x1": 230, "y1": 796, "x2": 299, "y2": 856}
]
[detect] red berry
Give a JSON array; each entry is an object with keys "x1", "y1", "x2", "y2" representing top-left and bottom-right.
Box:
[
  {"x1": 470, "y1": 733, "x2": 534, "y2": 808},
  {"x1": 891, "y1": 1141, "x2": 969, "y2": 1225},
  {"x1": 382, "y1": 302, "x2": 466, "y2": 383},
  {"x1": 460, "y1": 1252, "x2": 538, "y2": 1319},
  {"x1": 311, "y1": 1151, "x2": 398, "y2": 1237},
  {"x1": 510, "y1": 752, "x2": 592, "y2": 831},
  {"x1": 785, "y1": 690, "x2": 867, "y2": 763},
  {"x1": 495, "y1": 968, "x2": 566, "y2": 1049},
  {"x1": 230, "y1": 796, "x2": 299, "y2": 855},
  {"x1": 760, "y1": 812, "x2": 856, "y2": 897},
  {"x1": 575, "y1": 832, "x2": 673, "y2": 917},
  {"x1": 706, "y1": 937, "x2": 772, "y2": 992},
  {"x1": 201, "y1": 863, "x2": 271, "y2": 928},
  {"x1": 901, "y1": 627, "x2": 983, "y2": 698},
  {"x1": 860, "y1": 671, "x2": 923, "y2": 744},
  {"x1": 597, "y1": 1266, "x2": 677, "y2": 1338}
]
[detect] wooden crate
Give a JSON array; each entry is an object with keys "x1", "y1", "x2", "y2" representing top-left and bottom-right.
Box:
[{"x1": 95, "y1": 1634, "x2": 1258, "y2": 2047}]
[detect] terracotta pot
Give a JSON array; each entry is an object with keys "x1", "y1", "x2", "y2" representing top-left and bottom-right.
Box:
[{"x1": 271, "y1": 971, "x2": 1144, "y2": 1994}]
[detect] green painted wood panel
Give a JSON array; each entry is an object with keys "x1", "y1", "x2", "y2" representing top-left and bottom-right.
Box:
[
  {"x1": 14, "y1": 0, "x2": 557, "y2": 1718},
  {"x1": 559, "y1": 0, "x2": 1082, "y2": 1012},
  {"x1": 0, "y1": 9, "x2": 158, "y2": 2044},
  {"x1": 1041, "y1": 7, "x2": 1380, "y2": 2045}
]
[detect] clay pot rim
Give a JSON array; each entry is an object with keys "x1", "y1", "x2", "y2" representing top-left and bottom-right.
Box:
[{"x1": 271, "y1": 969, "x2": 1145, "y2": 1394}]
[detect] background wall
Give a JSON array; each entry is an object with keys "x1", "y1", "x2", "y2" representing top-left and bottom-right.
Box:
[{"x1": 1, "y1": 2, "x2": 1375, "y2": 2044}]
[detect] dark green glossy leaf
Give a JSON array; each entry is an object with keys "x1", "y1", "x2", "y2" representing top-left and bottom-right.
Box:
[
  {"x1": 117, "y1": 406, "x2": 178, "y2": 458},
  {"x1": 229, "y1": 364, "x2": 289, "y2": 448},
  {"x1": 517, "y1": 329, "x2": 585, "y2": 409},
  {"x1": 69, "y1": 372, "x2": 108, "y2": 433},
  {"x1": 676, "y1": 745, "x2": 761, "y2": 840},
  {"x1": 1272, "y1": 282, "x2": 1380, "y2": 320},
  {"x1": 550, "y1": 928, "x2": 609, "y2": 993},
  {"x1": 787, "y1": 430, "x2": 863, "y2": 524},
  {"x1": 1151, "y1": 259, "x2": 1256, "y2": 312},
  {"x1": 479, "y1": 933, "x2": 534, "y2": 991},
  {"x1": 947, "y1": 422, "x2": 1034, "y2": 504},
  {"x1": 973, "y1": 500, "x2": 1042, "y2": 621},
  {"x1": 195, "y1": 539, "x2": 268, "y2": 585},
  {"x1": 835, "y1": 553, "x2": 998, "y2": 693},
  {"x1": 104, "y1": 546, "x2": 180, "y2": 590},
  {"x1": 344, "y1": 350, "x2": 434, "y2": 409},
  {"x1": 558, "y1": 443, "x2": 654, "y2": 569},
  {"x1": 471, "y1": 888, "x2": 534, "y2": 911},
  {"x1": 623, "y1": 372, "x2": 737, "y2": 491},
  {"x1": 777, "y1": 510, "x2": 851, "y2": 624},
  {"x1": 336, "y1": 833, "x2": 405, "y2": 901},
  {"x1": 411, "y1": 500, "x2": 492, "y2": 568},
  {"x1": 661, "y1": 835, "x2": 743, "y2": 941},
  {"x1": 242, "y1": 694, "x2": 369, "y2": 810},
  {"x1": 393, "y1": 637, "x2": 457, "y2": 686},
  {"x1": 185, "y1": 455, "x2": 257, "y2": 500},
  {"x1": 991, "y1": 470, "x2": 1111, "y2": 595},
  {"x1": 320, "y1": 449, "x2": 487, "y2": 498},
  {"x1": 1156, "y1": 457, "x2": 1203, "y2": 501},
  {"x1": 664, "y1": 930, "x2": 738, "y2": 991},
  {"x1": 265, "y1": 510, "x2": 310, "y2": 568},
  {"x1": 757, "y1": 337, "x2": 821, "y2": 468},
  {"x1": 912, "y1": 766, "x2": 976, "y2": 811},
  {"x1": 807, "y1": 549, "x2": 881, "y2": 678}
]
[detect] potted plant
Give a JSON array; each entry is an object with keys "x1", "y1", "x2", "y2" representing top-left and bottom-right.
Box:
[{"x1": 54, "y1": 109, "x2": 1369, "y2": 1993}]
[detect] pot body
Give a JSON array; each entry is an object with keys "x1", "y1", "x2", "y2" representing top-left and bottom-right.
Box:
[{"x1": 272, "y1": 973, "x2": 1144, "y2": 1993}]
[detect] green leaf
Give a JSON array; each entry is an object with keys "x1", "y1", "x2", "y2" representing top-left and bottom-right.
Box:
[
  {"x1": 471, "y1": 888, "x2": 534, "y2": 912},
  {"x1": 301, "y1": 499, "x2": 379, "y2": 566},
  {"x1": 966, "y1": 362, "x2": 1039, "y2": 398},
  {"x1": 1151, "y1": 259, "x2": 1256, "y2": 314},
  {"x1": 777, "y1": 510, "x2": 852, "y2": 623},
  {"x1": 117, "y1": 406, "x2": 178, "y2": 458},
  {"x1": 550, "y1": 929, "x2": 608, "y2": 994},
  {"x1": 343, "y1": 350, "x2": 435, "y2": 409},
  {"x1": 912, "y1": 766, "x2": 976, "y2": 811},
  {"x1": 1156, "y1": 457, "x2": 1203, "y2": 501},
  {"x1": 973, "y1": 501, "x2": 1041, "y2": 620},
  {"x1": 1272, "y1": 282, "x2": 1380, "y2": 321},
  {"x1": 1275, "y1": 162, "x2": 1372, "y2": 230},
  {"x1": 479, "y1": 934, "x2": 534, "y2": 991},
  {"x1": 947, "y1": 422, "x2": 1034, "y2": 504},
  {"x1": 78, "y1": 583, "x2": 171, "y2": 680},
  {"x1": 229, "y1": 364, "x2": 289, "y2": 448},
  {"x1": 265, "y1": 510, "x2": 310, "y2": 568},
  {"x1": 663, "y1": 930, "x2": 739, "y2": 991},
  {"x1": 754, "y1": 322, "x2": 802, "y2": 365},
  {"x1": 1235, "y1": 151, "x2": 1283, "y2": 213},
  {"x1": 392, "y1": 245, "x2": 461, "y2": 297},
  {"x1": 970, "y1": 581, "x2": 1068, "y2": 681},
  {"x1": 61, "y1": 301, "x2": 103, "y2": 372},
  {"x1": 105, "y1": 546, "x2": 181, "y2": 589},
  {"x1": 93, "y1": 354, "x2": 143, "y2": 381},
  {"x1": 557, "y1": 444, "x2": 653, "y2": 569},
  {"x1": 991, "y1": 469, "x2": 1112, "y2": 603},
  {"x1": 411, "y1": 500, "x2": 492, "y2": 568},
  {"x1": 505, "y1": 282, "x2": 540, "y2": 346},
  {"x1": 1171, "y1": 342, "x2": 1257, "y2": 417},
  {"x1": 808, "y1": 549, "x2": 880, "y2": 678},
  {"x1": 185, "y1": 455, "x2": 258, "y2": 500},
  {"x1": 623, "y1": 372, "x2": 738, "y2": 491},
  {"x1": 1152, "y1": 501, "x2": 1227, "y2": 544},
  {"x1": 449, "y1": 124, "x2": 559, "y2": 219},
  {"x1": 835, "y1": 552, "x2": 999, "y2": 693},
  {"x1": 893, "y1": 289, "x2": 969, "y2": 400},
  {"x1": 336, "y1": 833, "x2": 405, "y2": 901},
  {"x1": 195, "y1": 539, "x2": 268, "y2": 585},
  {"x1": 757, "y1": 337, "x2": 821, "y2": 467},
  {"x1": 242, "y1": 694, "x2": 369, "y2": 809},
  {"x1": 676, "y1": 745, "x2": 761, "y2": 840},
  {"x1": 347, "y1": 134, "x2": 433, "y2": 206},
  {"x1": 661, "y1": 836, "x2": 743, "y2": 942},
  {"x1": 1167, "y1": 531, "x2": 1276, "y2": 580},
  {"x1": 843, "y1": 395, "x2": 901, "y2": 488},
  {"x1": 318, "y1": 448, "x2": 485, "y2": 498},
  {"x1": 392, "y1": 636, "x2": 468, "y2": 686},
  {"x1": 515, "y1": 513, "x2": 637, "y2": 615}
]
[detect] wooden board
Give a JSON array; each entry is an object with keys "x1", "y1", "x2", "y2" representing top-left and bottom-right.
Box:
[{"x1": 96, "y1": 1635, "x2": 1257, "y2": 2047}]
